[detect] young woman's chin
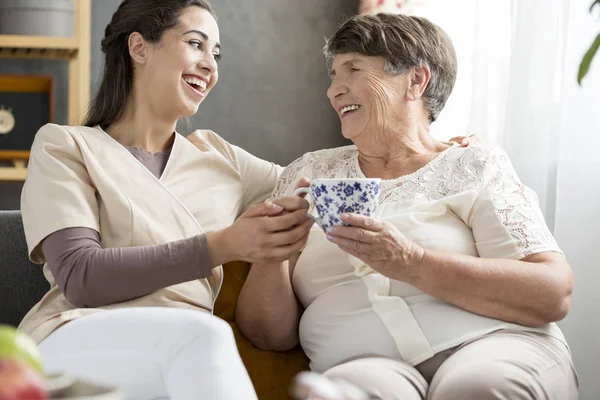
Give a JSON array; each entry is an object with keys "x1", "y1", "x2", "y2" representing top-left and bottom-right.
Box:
[{"x1": 176, "y1": 98, "x2": 203, "y2": 117}]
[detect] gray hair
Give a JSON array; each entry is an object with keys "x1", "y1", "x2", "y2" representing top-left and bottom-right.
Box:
[{"x1": 324, "y1": 13, "x2": 457, "y2": 123}]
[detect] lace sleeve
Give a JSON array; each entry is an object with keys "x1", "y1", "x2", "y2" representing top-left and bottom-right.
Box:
[
  {"x1": 268, "y1": 154, "x2": 311, "y2": 202},
  {"x1": 470, "y1": 147, "x2": 561, "y2": 259}
]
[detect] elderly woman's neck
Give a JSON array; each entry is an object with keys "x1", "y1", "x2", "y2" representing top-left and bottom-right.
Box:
[{"x1": 356, "y1": 126, "x2": 448, "y2": 180}]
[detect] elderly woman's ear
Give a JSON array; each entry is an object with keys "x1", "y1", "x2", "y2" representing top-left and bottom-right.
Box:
[{"x1": 407, "y1": 65, "x2": 431, "y2": 101}]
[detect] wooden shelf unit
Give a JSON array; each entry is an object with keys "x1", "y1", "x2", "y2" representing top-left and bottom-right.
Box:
[{"x1": 0, "y1": 0, "x2": 91, "y2": 182}]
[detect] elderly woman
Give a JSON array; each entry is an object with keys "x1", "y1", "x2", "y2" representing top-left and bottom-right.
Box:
[{"x1": 237, "y1": 13, "x2": 579, "y2": 400}]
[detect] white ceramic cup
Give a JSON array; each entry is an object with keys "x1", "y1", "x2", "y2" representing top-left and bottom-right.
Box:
[{"x1": 293, "y1": 178, "x2": 381, "y2": 231}]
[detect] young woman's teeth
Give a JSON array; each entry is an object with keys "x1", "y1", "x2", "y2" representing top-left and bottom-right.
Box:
[
  {"x1": 341, "y1": 105, "x2": 360, "y2": 114},
  {"x1": 184, "y1": 77, "x2": 207, "y2": 91}
]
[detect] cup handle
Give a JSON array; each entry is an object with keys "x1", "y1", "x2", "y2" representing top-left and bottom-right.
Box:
[{"x1": 292, "y1": 187, "x2": 324, "y2": 231}]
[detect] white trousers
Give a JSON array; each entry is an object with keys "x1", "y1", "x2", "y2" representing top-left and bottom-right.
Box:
[{"x1": 39, "y1": 307, "x2": 258, "y2": 400}]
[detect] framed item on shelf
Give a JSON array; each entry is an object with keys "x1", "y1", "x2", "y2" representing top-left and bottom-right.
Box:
[{"x1": 0, "y1": 75, "x2": 53, "y2": 161}]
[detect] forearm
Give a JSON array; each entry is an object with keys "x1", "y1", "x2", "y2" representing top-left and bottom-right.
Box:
[
  {"x1": 403, "y1": 250, "x2": 572, "y2": 327},
  {"x1": 43, "y1": 228, "x2": 213, "y2": 308},
  {"x1": 236, "y1": 259, "x2": 301, "y2": 351}
]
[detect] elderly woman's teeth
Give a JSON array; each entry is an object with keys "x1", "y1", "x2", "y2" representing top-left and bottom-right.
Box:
[
  {"x1": 342, "y1": 105, "x2": 361, "y2": 114},
  {"x1": 184, "y1": 77, "x2": 207, "y2": 91}
]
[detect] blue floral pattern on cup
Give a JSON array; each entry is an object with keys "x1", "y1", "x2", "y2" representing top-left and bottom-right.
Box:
[{"x1": 310, "y1": 179, "x2": 381, "y2": 231}]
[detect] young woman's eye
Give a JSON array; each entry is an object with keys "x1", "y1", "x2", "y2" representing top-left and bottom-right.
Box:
[
  {"x1": 188, "y1": 40, "x2": 203, "y2": 50},
  {"x1": 213, "y1": 53, "x2": 221, "y2": 62}
]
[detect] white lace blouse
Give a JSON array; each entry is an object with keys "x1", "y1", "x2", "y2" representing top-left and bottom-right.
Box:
[{"x1": 270, "y1": 143, "x2": 567, "y2": 373}]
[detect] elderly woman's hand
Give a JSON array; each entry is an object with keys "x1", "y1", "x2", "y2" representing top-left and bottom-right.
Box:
[{"x1": 325, "y1": 213, "x2": 424, "y2": 280}]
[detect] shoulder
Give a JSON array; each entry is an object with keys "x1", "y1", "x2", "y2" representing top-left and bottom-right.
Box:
[
  {"x1": 33, "y1": 123, "x2": 83, "y2": 141},
  {"x1": 443, "y1": 143, "x2": 510, "y2": 173},
  {"x1": 186, "y1": 128, "x2": 239, "y2": 164},
  {"x1": 445, "y1": 144, "x2": 522, "y2": 195},
  {"x1": 300, "y1": 145, "x2": 356, "y2": 162},
  {"x1": 445, "y1": 142, "x2": 494, "y2": 161},
  {"x1": 285, "y1": 145, "x2": 356, "y2": 176},
  {"x1": 186, "y1": 129, "x2": 230, "y2": 152},
  {"x1": 30, "y1": 123, "x2": 101, "y2": 154},
  {"x1": 271, "y1": 145, "x2": 356, "y2": 198}
]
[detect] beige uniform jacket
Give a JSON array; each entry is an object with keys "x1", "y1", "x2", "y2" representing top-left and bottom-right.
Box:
[{"x1": 18, "y1": 124, "x2": 282, "y2": 343}]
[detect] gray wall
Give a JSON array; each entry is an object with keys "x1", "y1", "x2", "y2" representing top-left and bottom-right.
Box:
[{"x1": 0, "y1": 0, "x2": 357, "y2": 207}]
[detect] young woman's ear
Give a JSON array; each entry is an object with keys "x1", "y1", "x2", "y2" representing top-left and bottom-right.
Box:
[{"x1": 128, "y1": 32, "x2": 148, "y2": 65}]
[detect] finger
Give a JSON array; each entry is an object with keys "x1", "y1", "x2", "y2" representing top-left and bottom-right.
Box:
[
  {"x1": 326, "y1": 235, "x2": 367, "y2": 255},
  {"x1": 326, "y1": 225, "x2": 376, "y2": 244},
  {"x1": 294, "y1": 177, "x2": 311, "y2": 191},
  {"x1": 449, "y1": 136, "x2": 465, "y2": 144},
  {"x1": 266, "y1": 209, "x2": 309, "y2": 232},
  {"x1": 273, "y1": 195, "x2": 310, "y2": 212},
  {"x1": 461, "y1": 137, "x2": 470, "y2": 147},
  {"x1": 269, "y1": 234, "x2": 310, "y2": 261},
  {"x1": 339, "y1": 213, "x2": 383, "y2": 232},
  {"x1": 243, "y1": 201, "x2": 284, "y2": 218},
  {"x1": 268, "y1": 219, "x2": 313, "y2": 247},
  {"x1": 468, "y1": 134, "x2": 482, "y2": 144}
]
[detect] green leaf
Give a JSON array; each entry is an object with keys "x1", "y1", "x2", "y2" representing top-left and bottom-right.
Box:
[
  {"x1": 578, "y1": 33, "x2": 600, "y2": 85},
  {"x1": 591, "y1": 0, "x2": 600, "y2": 12}
]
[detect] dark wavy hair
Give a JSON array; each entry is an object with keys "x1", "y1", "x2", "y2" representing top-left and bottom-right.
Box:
[{"x1": 84, "y1": 0, "x2": 215, "y2": 128}]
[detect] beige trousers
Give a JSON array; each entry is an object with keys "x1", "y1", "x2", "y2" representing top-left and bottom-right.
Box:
[{"x1": 323, "y1": 330, "x2": 579, "y2": 400}]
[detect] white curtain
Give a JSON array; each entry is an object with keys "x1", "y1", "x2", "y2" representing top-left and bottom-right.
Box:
[{"x1": 417, "y1": 1, "x2": 600, "y2": 399}]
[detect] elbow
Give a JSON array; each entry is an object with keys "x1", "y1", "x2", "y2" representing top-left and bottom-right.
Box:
[
  {"x1": 60, "y1": 275, "x2": 104, "y2": 308},
  {"x1": 57, "y1": 276, "x2": 87, "y2": 308},
  {"x1": 236, "y1": 309, "x2": 299, "y2": 352},
  {"x1": 247, "y1": 330, "x2": 299, "y2": 352},
  {"x1": 544, "y1": 291, "x2": 573, "y2": 324},
  {"x1": 63, "y1": 291, "x2": 85, "y2": 308},
  {"x1": 63, "y1": 287, "x2": 95, "y2": 308},
  {"x1": 527, "y1": 254, "x2": 574, "y2": 325},
  {"x1": 546, "y1": 270, "x2": 574, "y2": 323},
  {"x1": 536, "y1": 279, "x2": 574, "y2": 325},
  {"x1": 530, "y1": 295, "x2": 571, "y2": 327}
]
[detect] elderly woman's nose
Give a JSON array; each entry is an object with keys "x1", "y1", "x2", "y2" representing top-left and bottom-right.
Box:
[{"x1": 327, "y1": 79, "x2": 348, "y2": 100}]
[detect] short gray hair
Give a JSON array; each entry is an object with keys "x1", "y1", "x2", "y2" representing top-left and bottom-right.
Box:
[{"x1": 324, "y1": 13, "x2": 457, "y2": 123}]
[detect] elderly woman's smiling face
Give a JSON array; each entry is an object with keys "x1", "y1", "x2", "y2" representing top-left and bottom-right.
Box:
[{"x1": 327, "y1": 52, "x2": 410, "y2": 141}]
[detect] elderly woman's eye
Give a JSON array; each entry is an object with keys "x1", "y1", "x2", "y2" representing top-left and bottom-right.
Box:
[
  {"x1": 188, "y1": 40, "x2": 203, "y2": 50},
  {"x1": 350, "y1": 67, "x2": 360, "y2": 72}
]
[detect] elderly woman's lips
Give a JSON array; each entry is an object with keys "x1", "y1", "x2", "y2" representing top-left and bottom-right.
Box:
[{"x1": 341, "y1": 105, "x2": 361, "y2": 116}]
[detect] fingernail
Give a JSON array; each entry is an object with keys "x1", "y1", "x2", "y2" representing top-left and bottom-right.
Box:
[
  {"x1": 326, "y1": 227, "x2": 336, "y2": 234},
  {"x1": 340, "y1": 213, "x2": 349, "y2": 220},
  {"x1": 272, "y1": 204, "x2": 283, "y2": 211},
  {"x1": 327, "y1": 235, "x2": 336, "y2": 242}
]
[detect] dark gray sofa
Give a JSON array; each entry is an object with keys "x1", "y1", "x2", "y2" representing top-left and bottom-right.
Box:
[{"x1": 0, "y1": 210, "x2": 49, "y2": 327}]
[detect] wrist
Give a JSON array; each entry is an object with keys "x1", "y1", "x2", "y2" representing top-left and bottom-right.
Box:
[
  {"x1": 206, "y1": 228, "x2": 234, "y2": 267},
  {"x1": 403, "y1": 244, "x2": 426, "y2": 284}
]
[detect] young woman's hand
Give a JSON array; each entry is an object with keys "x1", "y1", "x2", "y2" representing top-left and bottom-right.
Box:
[
  {"x1": 208, "y1": 196, "x2": 312, "y2": 266},
  {"x1": 449, "y1": 134, "x2": 485, "y2": 147}
]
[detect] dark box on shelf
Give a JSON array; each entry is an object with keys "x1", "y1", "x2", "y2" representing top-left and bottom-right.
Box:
[{"x1": 0, "y1": 75, "x2": 53, "y2": 160}]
